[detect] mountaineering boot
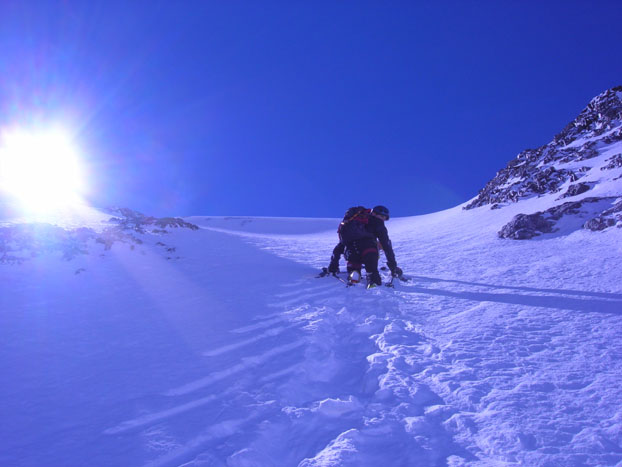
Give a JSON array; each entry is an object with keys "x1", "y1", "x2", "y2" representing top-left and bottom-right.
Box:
[
  {"x1": 317, "y1": 267, "x2": 330, "y2": 278},
  {"x1": 367, "y1": 271, "x2": 382, "y2": 289},
  {"x1": 348, "y1": 269, "x2": 361, "y2": 284}
]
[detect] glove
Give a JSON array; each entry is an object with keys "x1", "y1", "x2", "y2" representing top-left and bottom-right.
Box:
[
  {"x1": 391, "y1": 266, "x2": 403, "y2": 277},
  {"x1": 328, "y1": 262, "x2": 340, "y2": 274}
]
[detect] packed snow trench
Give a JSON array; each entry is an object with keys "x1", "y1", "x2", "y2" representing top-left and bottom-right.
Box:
[{"x1": 2, "y1": 206, "x2": 622, "y2": 466}]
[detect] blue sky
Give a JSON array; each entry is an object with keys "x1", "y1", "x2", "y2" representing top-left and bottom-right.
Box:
[{"x1": 1, "y1": 1, "x2": 621, "y2": 218}]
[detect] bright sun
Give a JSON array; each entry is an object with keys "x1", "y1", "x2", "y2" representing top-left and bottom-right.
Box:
[{"x1": 0, "y1": 127, "x2": 86, "y2": 212}]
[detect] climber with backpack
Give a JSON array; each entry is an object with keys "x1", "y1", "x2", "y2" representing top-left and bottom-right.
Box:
[{"x1": 326, "y1": 205, "x2": 402, "y2": 288}]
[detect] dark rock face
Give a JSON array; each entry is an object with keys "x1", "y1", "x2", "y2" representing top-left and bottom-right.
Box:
[
  {"x1": 498, "y1": 213, "x2": 554, "y2": 239},
  {"x1": 559, "y1": 182, "x2": 591, "y2": 199},
  {"x1": 466, "y1": 86, "x2": 622, "y2": 210}
]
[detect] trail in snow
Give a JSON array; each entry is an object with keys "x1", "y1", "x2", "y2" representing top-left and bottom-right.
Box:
[
  {"x1": 212, "y1": 208, "x2": 622, "y2": 466},
  {"x1": 127, "y1": 277, "x2": 461, "y2": 466},
  {"x1": 2, "y1": 209, "x2": 622, "y2": 466}
]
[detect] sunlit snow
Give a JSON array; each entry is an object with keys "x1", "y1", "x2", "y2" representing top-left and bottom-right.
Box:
[{"x1": 1, "y1": 202, "x2": 621, "y2": 465}]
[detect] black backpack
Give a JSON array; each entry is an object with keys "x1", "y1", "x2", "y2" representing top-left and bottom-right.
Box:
[{"x1": 338, "y1": 206, "x2": 373, "y2": 243}]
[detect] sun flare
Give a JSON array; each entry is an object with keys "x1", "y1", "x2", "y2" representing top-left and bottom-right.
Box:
[{"x1": 0, "y1": 126, "x2": 87, "y2": 212}]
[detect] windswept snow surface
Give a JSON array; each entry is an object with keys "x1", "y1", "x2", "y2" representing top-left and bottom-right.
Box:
[{"x1": 1, "y1": 208, "x2": 622, "y2": 466}]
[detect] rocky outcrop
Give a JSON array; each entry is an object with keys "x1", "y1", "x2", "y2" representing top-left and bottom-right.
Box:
[
  {"x1": 554, "y1": 87, "x2": 622, "y2": 145},
  {"x1": 584, "y1": 200, "x2": 622, "y2": 231},
  {"x1": 498, "y1": 213, "x2": 554, "y2": 240},
  {"x1": 558, "y1": 182, "x2": 591, "y2": 199},
  {"x1": 106, "y1": 207, "x2": 198, "y2": 232},
  {"x1": 464, "y1": 86, "x2": 622, "y2": 238},
  {"x1": 601, "y1": 154, "x2": 622, "y2": 170},
  {"x1": 584, "y1": 217, "x2": 617, "y2": 231},
  {"x1": 0, "y1": 208, "x2": 199, "y2": 264},
  {"x1": 466, "y1": 86, "x2": 622, "y2": 210},
  {"x1": 498, "y1": 197, "x2": 618, "y2": 239}
]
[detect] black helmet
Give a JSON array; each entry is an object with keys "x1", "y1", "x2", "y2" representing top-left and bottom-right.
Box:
[{"x1": 372, "y1": 205, "x2": 390, "y2": 220}]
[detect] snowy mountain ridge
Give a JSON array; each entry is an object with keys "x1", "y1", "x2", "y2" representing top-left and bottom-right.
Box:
[{"x1": 465, "y1": 86, "x2": 622, "y2": 239}]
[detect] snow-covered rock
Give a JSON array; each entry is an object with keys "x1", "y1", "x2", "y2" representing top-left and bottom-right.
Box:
[
  {"x1": 584, "y1": 198, "x2": 622, "y2": 231},
  {"x1": 498, "y1": 197, "x2": 620, "y2": 239},
  {"x1": 465, "y1": 86, "x2": 622, "y2": 237},
  {"x1": 0, "y1": 207, "x2": 198, "y2": 263},
  {"x1": 105, "y1": 207, "x2": 199, "y2": 232}
]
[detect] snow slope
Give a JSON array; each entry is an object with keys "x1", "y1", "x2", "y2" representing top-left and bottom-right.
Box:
[{"x1": 2, "y1": 203, "x2": 622, "y2": 466}]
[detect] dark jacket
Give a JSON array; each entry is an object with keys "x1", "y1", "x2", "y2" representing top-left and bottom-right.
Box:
[{"x1": 330, "y1": 214, "x2": 398, "y2": 271}]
